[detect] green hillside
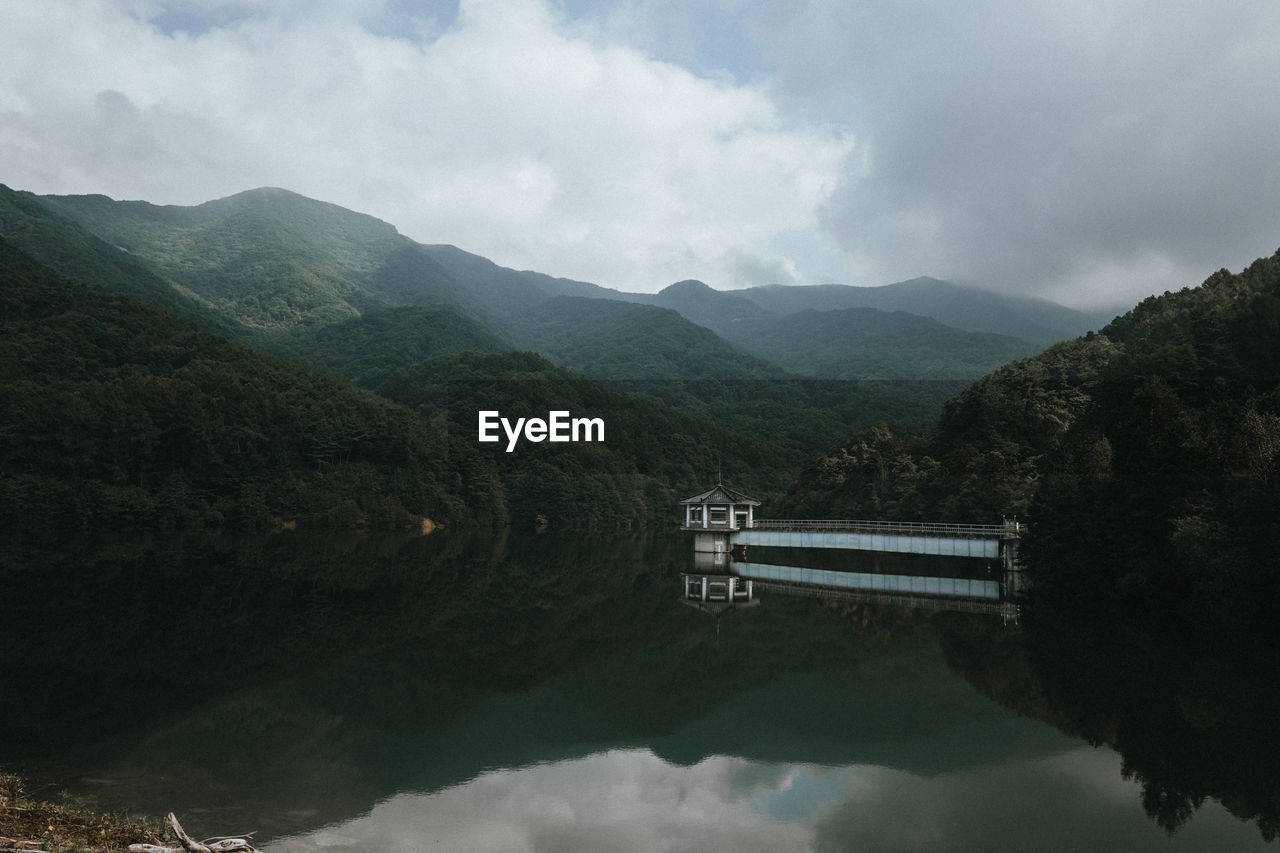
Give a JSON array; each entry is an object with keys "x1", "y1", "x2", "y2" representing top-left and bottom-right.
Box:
[
  {"x1": 375, "y1": 351, "x2": 794, "y2": 528},
  {"x1": 778, "y1": 249, "x2": 1280, "y2": 635},
  {"x1": 0, "y1": 184, "x2": 246, "y2": 338},
  {"x1": 733, "y1": 276, "x2": 1106, "y2": 347},
  {"x1": 279, "y1": 303, "x2": 509, "y2": 389},
  {"x1": 643, "y1": 279, "x2": 1040, "y2": 379},
  {"x1": 729, "y1": 307, "x2": 1037, "y2": 379},
  {"x1": 502, "y1": 296, "x2": 786, "y2": 380},
  {"x1": 646, "y1": 278, "x2": 771, "y2": 328},
  {"x1": 30, "y1": 189, "x2": 800, "y2": 385},
  {"x1": 0, "y1": 237, "x2": 505, "y2": 530},
  {"x1": 0, "y1": 236, "x2": 812, "y2": 533},
  {"x1": 37, "y1": 186, "x2": 417, "y2": 330}
]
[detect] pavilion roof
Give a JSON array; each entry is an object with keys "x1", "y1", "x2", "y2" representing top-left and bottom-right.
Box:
[{"x1": 679, "y1": 483, "x2": 762, "y2": 506}]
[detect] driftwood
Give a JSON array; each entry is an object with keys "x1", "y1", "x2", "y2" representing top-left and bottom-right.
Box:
[
  {"x1": 128, "y1": 813, "x2": 258, "y2": 853},
  {"x1": 1, "y1": 837, "x2": 53, "y2": 853}
]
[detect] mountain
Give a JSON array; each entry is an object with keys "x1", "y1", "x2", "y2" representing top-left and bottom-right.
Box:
[
  {"x1": 733, "y1": 277, "x2": 1107, "y2": 347},
  {"x1": 778, "y1": 248, "x2": 1280, "y2": 636},
  {"x1": 0, "y1": 236, "x2": 506, "y2": 530},
  {"x1": 0, "y1": 236, "x2": 819, "y2": 532},
  {"x1": 34, "y1": 186, "x2": 445, "y2": 329},
  {"x1": 374, "y1": 351, "x2": 797, "y2": 527},
  {"x1": 24, "y1": 187, "x2": 790, "y2": 384},
  {"x1": 0, "y1": 184, "x2": 247, "y2": 338},
  {"x1": 501, "y1": 295, "x2": 786, "y2": 380},
  {"x1": 280, "y1": 304, "x2": 508, "y2": 389},
  {"x1": 22, "y1": 185, "x2": 1095, "y2": 385},
  {"x1": 646, "y1": 278, "x2": 772, "y2": 329},
  {"x1": 636, "y1": 279, "x2": 1038, "y2": 379}
]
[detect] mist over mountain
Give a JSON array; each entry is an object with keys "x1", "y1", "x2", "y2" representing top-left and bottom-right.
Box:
[
  {"x1": 21, "y1": 186, "x2": 1097, "y2": 378},
  {"x1": 732, "y1": 277, "x2": 1108, "y2": 347},
  {"x1": 641, "y1": 279, "x2": 1040, "y2": 379},
  {"x1": 777, "y1": 249, "x2": 1280, "y2": 637},
  {"x1": 0, "y1": 181, "x2": 1136, "y2": 533}
]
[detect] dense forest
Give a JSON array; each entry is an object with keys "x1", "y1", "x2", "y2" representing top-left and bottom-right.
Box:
[
  {"x1": 780, "y1": 251, "x2": 1280, "y2": 634},
  {"x1": 2, "y1": 184, "x2": 1026, "y2": 534},
  {"x1": 11, "y1": 179, "x2": 1277, "y2": 619},
  {"x1": 0, "y1": 237, "x2": 505, "y2": 530},
  {"x1": 0, "y1": 238, "x2": 842, "y2": 532}
]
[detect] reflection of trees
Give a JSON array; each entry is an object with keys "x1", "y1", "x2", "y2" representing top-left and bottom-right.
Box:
[
  {"x1": 937, "y1": 612, "x2": 1280, "y2": 842},
  {"x1": 1, "y1": 530, "x2": 700, "y2": 837},
  {"x1": 0, "y1": 527, "x2": 504, "y2": 758},
  {"x1": 1129, "y1": 765, "x2": 1205, "y2": 836}
]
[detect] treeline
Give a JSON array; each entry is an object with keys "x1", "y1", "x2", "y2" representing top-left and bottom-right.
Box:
[
  {"x1": 0, "y1": 238, "x2": 506, "y2": 531},
  {"x1": 1027, "y1": 253, "x2": 1280, "y2": 628},
  {"x1": 779, "y1": 250, "x2": 1280, "y2": 634},
  {"x1": 376, "y1": 351, "x2": 791, "y2": 530},
  {"x1": 775, "y1": 334, "x2": 1119, "y2": 522},
  {"x1": 940, "y1": 614, "x2": 1280, "y2": 842},
  {"x1": 0, "y1": 240, "x2": 808, "y2": 532}
]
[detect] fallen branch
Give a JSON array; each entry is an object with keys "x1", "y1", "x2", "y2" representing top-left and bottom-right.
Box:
[
  {"x1": 128, "y1": 813, "x2": 259, "y2": 853},
  {"x1": 1, "y1": 838, "x2": 52, "y2": 853}
]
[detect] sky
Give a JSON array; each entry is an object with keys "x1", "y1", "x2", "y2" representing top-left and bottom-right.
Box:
[{"x1": 2, "y1": 0, "x2": 1279, "y2": 310}]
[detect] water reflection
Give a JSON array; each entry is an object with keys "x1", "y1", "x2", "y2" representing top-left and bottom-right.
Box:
[
  {"x1": 1, "y1": 530, "x2": 1277, "y2": 849},
  {"x1": 268, "y1": 748, "x2": 1271, "y2": 853}
]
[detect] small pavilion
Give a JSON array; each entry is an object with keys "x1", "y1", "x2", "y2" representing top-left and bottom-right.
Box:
[
  {"x1": 680, "y1": 483, "x2": 762, "y2": 555},
  {"x1": 679, "y1": 483, "x2": 761, "y2": 531}
]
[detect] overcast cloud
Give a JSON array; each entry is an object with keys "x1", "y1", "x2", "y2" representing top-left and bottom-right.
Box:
[{"x1": 2, "y1": 0, "x2": 1278, "y2": 309}]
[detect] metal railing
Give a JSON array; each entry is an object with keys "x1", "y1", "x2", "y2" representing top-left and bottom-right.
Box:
[{"x1": 750, "y1": 518, "x2": 1017, "y2": 537}]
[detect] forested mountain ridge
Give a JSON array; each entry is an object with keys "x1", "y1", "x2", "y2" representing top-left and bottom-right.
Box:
[
  {"x1": 0, "y1": 238, "x2": 810, "y2": 531},
  {"x1": 779, "y1": 249, "x2": 1280, "y2": 634},
  {"x1": 278, "y1": 304, "x2": 508, "y2": 390},
  {"x1": 731, "y1": 276, "x2": 1107, "y2": 347},
  {"x1": 24, "y1": 186, "x2": 1092, "y2": 381},
  {"x1": 375, "y1": 351, "x2": 795, "y2": 529},
  {"x1": 21, "y1": 187, "x2": 800, "y2": 384},
  {"x1": 0, "y1": 236, "x2": 506, "y2": 530},
  {"x1": 635, "y1": 278, "x2": 1045, "y2": 379},
  {"x1": 35, "y1": 186, "x2": 451, "y2": 330},
  {"x1": 0, "y1": 184, "x2": 249, "y2": 339}
]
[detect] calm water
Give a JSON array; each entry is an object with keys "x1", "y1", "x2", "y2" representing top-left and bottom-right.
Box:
[{"x1": 2, "y1": 529, "x2": 1277, "y2": 851}]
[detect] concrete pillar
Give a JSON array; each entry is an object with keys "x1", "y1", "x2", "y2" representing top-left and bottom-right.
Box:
[
  {"x1": 748, "y1": 506, "x2": 754, "y2": 529},
  {"x1": 701, "y1": 576, "x2": 707, "y2": 601},
  {"x1": 685, "y1": 504, "x2": 691, "y2": 527}
]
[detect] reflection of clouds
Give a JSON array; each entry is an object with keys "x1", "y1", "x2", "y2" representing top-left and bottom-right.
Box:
[
  {"x1": 268, "y1": 746, "x2": 1275, "y2": 852},
  {"x1": 811, "y1": 748, "x2": 1273, "y2": 853},
  {"x1": 268, "y1": 750, "x2": 813, "y2": 853}
]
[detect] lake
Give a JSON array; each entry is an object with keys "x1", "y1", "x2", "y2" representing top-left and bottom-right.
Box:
[{"x1": 3, "y1": 528, "x2": 1277, "y2": 851}]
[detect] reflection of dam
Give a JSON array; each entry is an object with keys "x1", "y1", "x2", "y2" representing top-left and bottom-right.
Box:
[
  {"x1": 683, "y1": 559, "x2": 1021, "y2": 620},
  {"x1": 735, "y1": 561, "x2": 1000, "y2": 600},
  {"x1": 735, "y1": 561, "x2": 1021, "y2": 621},
  {"x1": 681, "y1": 544, "x2": 1023, "y2": 622},
  {"x1": 679, "y1": 484, "x2": 1023, "y2": 571}
]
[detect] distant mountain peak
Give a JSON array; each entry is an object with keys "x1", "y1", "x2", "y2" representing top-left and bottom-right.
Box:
[
  {"x1": 659, "y1": 279, "x2": 714, "y2": 295},
  {"x1": 731, "y1": 277, "x2": 1104, "y2": 346}
]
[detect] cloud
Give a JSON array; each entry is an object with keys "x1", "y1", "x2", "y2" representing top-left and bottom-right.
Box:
[
  {"x1": 265, "y1": 746, "x2": 1274, "y2": 852},
  {"x1": 0, "y1": 0, "x2": 854, "y2": 293},
  {"x1": 3, "y1": 0, "x2": 1276, "y2": 307},
  {"x1": 268, "y1": 751, "x2": 814, "y2": 853},
  {"x1": 754, "y1": 0, "x2": 1280, "y2": 307}
]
